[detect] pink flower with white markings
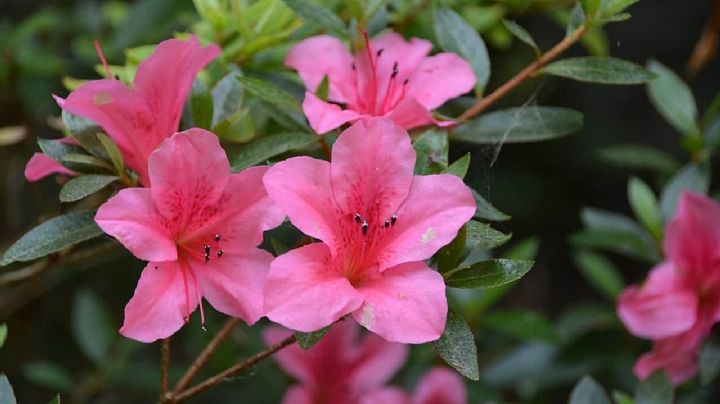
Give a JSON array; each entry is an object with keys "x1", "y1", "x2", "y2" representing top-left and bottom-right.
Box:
[
  {"x1": 263, "y1": 118, "x2": 475, "y2": 343},
  {"x1": 286, "y1": 31, "x2": 476, "y2": 134},
  {"x1": 618, "y1": 191, "x2": 720, "y2": 384},
  {"x1": 95, "y1": 129, "x2": 284, "y2": 342}
]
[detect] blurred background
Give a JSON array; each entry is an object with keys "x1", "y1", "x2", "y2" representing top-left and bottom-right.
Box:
[{"x1": 0, "y1": 0, "x2": 718, "y2": 403}]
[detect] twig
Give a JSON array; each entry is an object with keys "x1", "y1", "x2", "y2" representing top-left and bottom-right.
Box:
[
  {"x1": 161, "y1": 339, "x2": 170, "y2": 396},
  {"x1": 168, "y1": 334, "x2": 296, "y2": 403},
  {"x1": 458, "y1": 25, "x2": 588, "y2": 122},
  {"x1": 171, "y1": 317, "x2": 241, "y2": 394}
]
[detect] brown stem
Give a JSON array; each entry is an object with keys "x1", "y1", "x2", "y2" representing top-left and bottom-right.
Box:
[
  {"x1": 161, "y1": 339, "x2": 170, "y2": 397},
  {"x1": 171, "y1": 317, "x2": 240, "y2": 394},
  {"x1": 457, "y1": 25, "x2": 588, "y2": 122},
  {"x1": 168, "y1": 334, "x2": 296, "y2": 403}
]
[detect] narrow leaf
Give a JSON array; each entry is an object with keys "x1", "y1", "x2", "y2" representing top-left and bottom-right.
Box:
[
  {"x1": 635, "y1": 372, "x2": 673, "y2": 404},
  {"x1": 598, "y1": 144, "x2": 679, "y2": 174},
  {"x1": 211, "y1": 69, "x2": 244, "y2": 128},
  {"x1": 434, "y1": 7, "x2": 490, "y2": 92},
  {"x1": 540, "y1": 57, "x2": 654, "y2": 84},
  {"x1": 453, "y1": 106, "x2": 583, "y2": 143},
  {"x1": 231, "y1": 132, "x2": 317, "y2": 171},
  {"x1": 483, "y1": 310, "x2": 559, "y2": 343},
  {"x1": 436, "y1": 225, "x2": 467, "y2": 274},
  {"x1": 628, "y1": 177, "x2": 661, "y2": 239},
  {"x1": 60, "y1": 175, "x2": 117, "y2": 203},
  {"x1": 567, "y1": 3, "x2": 586, "y2": 35},
  {"x1": 295, "y1": 325, "x2": 331, "y2": 350},
  {"x1": 472, "y1": 189, "x2": 510, "y2": 221},
  {"x1": 238, "y1": 76, "x2": 309, "y2": 131},
  {"x1": 445, "y1": 259, "x2": 534, "y2": 289},
  {"x1": 1, "y1": 210, "x2": 103, "y2": 266},
  {"x1": 444, "y1": 153, "x2": 470, "y2": 179},
  {"x1": 573, "y1": 250, "x2": 624, "y2": 300},
  {"x1": 22, "y1": 363, "x2": 73, "y2": 392},
  {"x1": 96, "y1": 133, "x2": 125, "y2": 176},
  {"x1": 0, "y1": 375, "x2": 16, "y2": 404},
  {"x1": 283, "y1": 0, "x2": 347, "y2": 38},
  {"x1": 659, "y1": 163, "x2": 709, "y2": 221},
  {"x1": 502, "y1": 20, "x2": 539, "y2": 54},
  {"x1": 433, "y1": 310, "x2": 479, "y2": 380},
  {"x1": 72, "y1": 289, "x2": 114, "y2": 364},
  {"x1": 465, "y1": 220, "x2": 511, "y2": 251},
  {"x1": 569, "y1": 376, "x2": 611, "y2": 404},
  {"x1": 699, "y1": 341, "x2": 720, "y2": 385},
  {"x1": 647, "y1": 60, "x2": 699, "y2": 137},
  {"x1": 413, "y1": 128, "x2": 448, "y2": 175},
  {"x1": 0, "y1": 324, "x2": 6, "y2": 348}
]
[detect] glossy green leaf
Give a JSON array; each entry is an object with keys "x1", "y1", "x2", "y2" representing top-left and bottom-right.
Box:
[
  {"x1": 466, "y1": 220, "x2": 511, "y2": 251},
  {"x1": 444, "y1": 153, "x2": 470, "y2": 179},
  {"x1": 72, "y1": 289, "x2": 114, "y2": 364},
  {"x1": 502, "y1": 20, "x2": 539, "y2": 54},
  {"x1": 59, "y1": 175, "x2": 117, "y2": 203},
  {"x1": 283, "y1": 0, "x2": 347, "y2": 38},
  {"x1": 413, "y1": 128, "x2": 448, "y2": 175},
  {"x1": 0, "y1": 375, "x2": 16, "y2": 404},
  {"x1": 22, "y1": 362, "x2": 73, "y2": 392},
  {"x1": 0, "y1": 324, "x2": 6, "y2": 348},
  {"x1": 628, "y1": 177, "x2": 661, "y2": 239},
  {"x1": 231, "y1": 132, "x2": 317, "y2": 171},
  {"x1": 659, "y1": 163, "x2": 709, "y2": 221},
  {"x1": 0, "y1": 210, "x2": 103, "y2": 266},
  {"x1": 445, "y1": 259, "x2": 533, "y2": 289},
  {"x1": 635, "y1": 372, "x2": 673, "y2": 404},
  {"x1": 699, "y1": 341, "x2": 720, "y2": 385},
  {"x1": 211, "y1": 69, "x2": 244, "y2": 128},
  {"x1": 573, "y1": 250, "x2": 624, "y2": 300},
  {"x1": 598, "y1": 144, "x2": 679, "y2": 173},
  {"x1": 647, "y1": 60, "x2": 699, "y2": 137},
  {"x1": 453, "y1": 107, "x2": 583, "y2": 143},
  {"x1": 191, "y1": 79, "x2": 213, "y2": 129},
  {"x1": 436, "y1": 225, "x2": 467, "y2": 274},
  {"x1": 540, "y1": 57, "x2": 654, "y2": 84},
  {"x1": 433, "y1": 310, "x2": 479, "y2": 380},
  {"x1": 472, "y1": 189, "x2": 510, "y2": 221},
  {"x1": 483, "y1": 310, "x2": 559, "y2": 343},
  {"x1": 569, "y1": 376, "x2": 611, "y2": 404},
  {"x1": 295, "y1": 324, "x2": 331, "y2": 350},
  {"x1": 434, "y1": 7, "x2": 490, "y2": 92}
]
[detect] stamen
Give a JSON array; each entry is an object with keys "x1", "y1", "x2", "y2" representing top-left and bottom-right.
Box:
[
  {"x1": 181, "y1": 266, "x2": 191, "y2": 323},
  {"x1": 93, "y1": 40, "x2": 113, "y2": 79},
  {"x1": 217, "y1": 249, "x2": 224, "y2": 257},
  {"x1": 214, "y1": 234, "x2": 221, "y2": 242},
  {"x1": 384, "y1": 219, "x2": 391, "y2": 228},
  {"x1": 361, "y1": 220, "x2": 369, "y2": 235},
  {"x1": 362, "y1": 29, "x2": 379, "y2": 114},
  {"x1": 354, "y1": 213, "x2": 362, "y2": 223},
  {"x1": 376, "y1": 48, "x2": 385, "y2": 57},
  {"x1": 391, "y1": 214, "x2": 397, "y2": 226},
  {"x1": 351, "y1": 62, "x2": 356, "y2": 70},
  {"x1": 204, "y1": 244, "x2": 211, "y2": 263},
  {"x1": 187, "y1": 267, "x2": 205, "y2": 331},
  {"x1": 391, "y1": 62, "x2": 399, "y2": 78}
]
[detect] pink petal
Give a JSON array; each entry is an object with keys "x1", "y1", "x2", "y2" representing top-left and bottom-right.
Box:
[
  {"x1": 285, "y1": 35, "x2": 356, "y2": 102},
  {"x1": 383, "y1": 97, "x2": 436, "y2": 130},
  {"x1": 617, "y1": 262, "x2": 698, "y2": 339},
  {"x1": 664, "y1": 191, "x2": 720, "y2": 282},
  {"x1": 282, "y1": 386, "x2": 313, "y2": 404},
  {"x1": 133, "y1": 36, "x2": 220, "y2": 143},
  {"x1": 413, "y1": 367, "x2": 467, "y2": 404},
  {"x1": 184, "y1": 166, "x2": 285, "y2": 253},
  {"x1": 264, "y1": 327, "x2": 316, "y2": 385},
  {"x1": 263, "y1": 156, "x2": 340, "y2": 250},
  {"x1": 148, "y1": 128, "x2": 230, "y2": 231},
  {"x1": 349, "y1": 332, "x2": 409, "y2": 390},
  {"x1": 192, "y1": 248, "x2": 272, "y2": 325},
  {"x1": 330, "y1": 118, "x2": 415, "y2": 222},
  {"x1": 95, "y1": 188, "x2": 177, "y2": 262},
  {"x1": 264, "y1": 243, "x2": 364, "y2": 332},
  {"x1": 378, "y1": 174, "x2": 475, "y2": 271},
  {"x1": 302, "y1": 91, "x2": 362, "y2": 134},
  {"x1": 24, "y1": 153, "x2": 75, "y2": 182},
  {"x1": 360, "y1": 388, "x2": 411, "y2": 404},
  {"x1": 353, "y1": 261, "x2": 447, "y2": 343},
  {"x1": 407, "y1": 53, "x2": 476, "y2": 110},
  {"x1": 634, "y1": 325, "x2": 707, "y2": 385},
  {"x1": 120, "y1": 260, "x2": 198, "y2": 343}
]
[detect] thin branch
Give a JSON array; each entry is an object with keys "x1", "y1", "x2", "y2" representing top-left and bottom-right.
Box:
[
  {"x1": 458, "y1": 25, "x2": 588, "y2": 122},
  {"x1": 161, "y1": 338, "x2": 170, "y2": 397},
  {"x1": 171, "y1": 317, "x2": 240, "y2": 394},
  {"x1": 168, "y1": 334, "x2": 296, "y2": 403}
]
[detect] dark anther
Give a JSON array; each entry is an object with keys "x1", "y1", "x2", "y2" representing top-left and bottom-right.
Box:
[
  {"x1": 361, "y1": 220, "x2": 369, "y2": 235},
  {"x1": 154, "y1": 266, "x2": 158, "y2": 270},
  {"x1": 217, "y1": 250, "x2": 224, "y2": 257},
  {"x1": 391, "y1": 62, "x2": 399, "y2": 78},
  {"x1": 351, "y1": 62, "x2": 356, "y2": 70},
  {"x1": 403, "y1": 78, "x2": 409, "y2": 85},
  {"x1": 384, "y1": 219, "x2": 390, "y2": 228},
  {"x1": 354, "y1": 213, "x2": 362, "y2": 223},
  {"x1": 214, "y1": 234, "x2": 221, "y2": 242},
  {"x1": 391, "y1": 214, "x2": 397, "y2": 226},
  {"x1": 377, "y1": 48, "x2": 385, "y2": 57},
  {"x1": 204, "y1": 244, "x2": 211, "y2": 263}
]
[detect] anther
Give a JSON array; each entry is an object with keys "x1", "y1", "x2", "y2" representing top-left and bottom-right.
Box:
[
  {"x1": 377, "y1": 48, "x2": 385, "y2": 57},
  {"x1": 361, "y1": 220, "x2": 369, "y2": 235},
  {"x1": 391, "y1": 214, "x2": 397, "y2": 226},
  {"x1": 204, "y1": 244, "x2": 211, "y2": 263},
  {"x1": 384, "y1": 219, "x2": 391, "y2": 228},
  {"x1": 217, "y1": 250, "x2": 224, "y2": 257},
  {"x1": 214, "y1": 234, "x2": 221, "y2": 242},
  {"x1": 351, "y1": 62, "x2": 356, "y2": 70},
  {"x1": 403, "y1": 78, "x2": 409, "y2": 85},
  {"x1": 391, "y1": 62, "x2": 399, "y2": 78},
  {"x1": 354, "y1": 213, "x2": 362, "y2": 223}
]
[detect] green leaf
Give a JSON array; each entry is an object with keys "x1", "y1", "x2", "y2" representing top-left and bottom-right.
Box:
[
  {"x1": 0, "y1": 324, "x2": 6, "y2": 348},
  {"x1": 445, "y1": 259, "x2": 534, "y2": 289},
  {"x1": 699, "y1": 341, "x2": 720, "y2": 385},
  {"x1": 628, "y1": 177, "x2": 661, "y2": 239},
  {"x1": 573, "y1": 250, "x2": 624, "y2": 300},
  {"x1": 581, "y1": 0, "x2": 602, "y2": 17},
  {"x1": 647, "y1": 60, "x2": 699, "y2": 137},
  {"x1": 237, "y1": 76, "x2": 309, "y2": 132},
  {"x1": 540, "y1": 57, "x2": 654, "y2": 84},
  {"x1": 59, "y1": 175, "x2": 117, "y2": 203},
  {"x1": 581, "y1": 207, "x2": 648, "y2": 235},
  {"x1": 22, "y1": 362, "x2": 73, "y2": 392},
  {"x1": 191, "y1": 79, "x2": 214, "y2": 129},
  {"x1": 61, "y1": 153, "x2": 114, "y2": 173},
  {"x1": 472, "y1": 189, "x2": 510, "y2": 221},
  {"x1": 413, "y1": 128, "x2": 448, "y2": 175},
  {"x1": 231, "y1": 132, "x2": 317, "y2": 171},
  {"x1": 436, "y1": 225, "x2": 467, "y2": 274},
  {"x1": 47, "y1": 394, "x2": 61, "y2": 404},
  {"x1": 704, "y1": 116, "x2": 720, "y2": 151},
  {"x1": 502, "y1": 20, "x2": 539, "y2": 54},
  {"x1": 434, "y1": 7, "x2": 490, "y2": 92},
  {"x1": 433, "y1": 310, "x2": 479, "y2": 380},
  {"x1": 466, "y1": 220, "x2": 511, "y2": 251},
  {"x1": 598, "y1": 144, "x2": 679, "y2": 174},
  {"x1": 571, "y1": 229, "x2": 658, "y2": 262},
  {"x1": 283, "y1": 0, "x2": 347, "y2": 38},
  {"x1": 444, "y1": 153, "x2": 471, "y2": 179},
  {"x1": 659, "y1": 163, "x2": 709, "y2": 221},
  {"x1": 0, "y1": 210, "x2": 103, "y2": 266},
  {"x1": 72, "y1": 289, "x2": 114, "y2": 364},
  {"x1": 271, "y1": 237, "x2": 289, "y2": 256},
  {"x1": 569, "y1": 376, "x2": 611, "y2": 404},
  {"x1": 635, "y1": 372, "x2": 673, "y2": 404},
  {"x1": 483, "y1": 310, "x2": 559, "y2": 343},
  {"x1": 599, "y1": 0, "x2": 640, "y2": 17},
  {"x1": 61, "y1": 110, "x2": 96, "y2": 135},
  {"x1": 211, "y1": 69, "x2": 244, "y2": 128},
  {"x1": 96, "y1": 133, "x2": 125, "y2": 177},
  {"x1": 315, "y1": 75, "x2": 329, "y2": 101},
  {"x1": 0, "y1": 375, "x2": 16, "y2": 404},
  {"x1": 567, "y1": 2, "x2": 586, "y2": 35},
  {"x1": 453, "y1": 106, "x2": 583, "y2": 143},
  {"x1": 37, "y1": 138, "x2": 87, "y2": 171},
  {"x1": 295, "y1": 325, "x2": 331, "y2": 350},
  {"x1": 612, "y1": 390, "x2": 635, "y2": 404},
  {"x1": 505, "y1": 237, "x2": 540, "y2": 260}
]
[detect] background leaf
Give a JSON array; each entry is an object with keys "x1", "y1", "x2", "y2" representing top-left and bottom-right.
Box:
[
  {"x1": 434, "y1": 7, "x2": 490, "y2": 92},
  {"x1": 647, "y1": 60, "x2": 699, "y2": 137},
  {"x1": 635, "y1": 372, "x2": 673, "y2": 404},
  {"x1": 295, "y1": 325, "x2": 331, "y2": 350},
  {"x1": 540, "y1": 57, "x2": 654, "y2": 84},
  {"x1": 0, "y1": 375, "x2": 16, "y2": 404},
  {"x1": 231, "y1": 132, "x2": 317, "y2": 171},
  {"x1": 569, "y1": 376, "x2": 611, "y2": 404},
  {"x1": 659, "y1": 163, "x2": 709, "y2": 221},
  {"x1": 72, "y1": 289, "x2": 114, "y2": 364},
  {"x1": 627, "y1": 177, "x2": 661, "y2": 239},
  {"x1": 433, "y1": 310, "x2": 479, "y2": 380},
  {"x1": 573, "y1": 250, "x2": 624, "y2": 300},
  {"x1": 283, "y1": 0, "x2": 346, "y2": 38}
]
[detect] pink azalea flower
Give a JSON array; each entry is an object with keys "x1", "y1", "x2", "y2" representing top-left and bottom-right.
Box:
[
  {"x1": 263, "y1": 118, "x2": 476, "y2": 343},
  {"x1": 95, "y1": 129, "x2": 284, "y2": 342},
  {"x1": 411, "y1": 367, "x2": 467, "y2": 404},
  {"x1": 264, "y1": 321, "x2": 408, "y2": 404},
  {"x1": 24, "y1": 137, "x2": 77, "y2": 181},
  {"x1": 285, "y1": 31, "x2": 476, "y2": 134},
  {"x1": 618, "y1": 191, "x2": 720, "y2": 384},
  {"x1": 27, "y1": 36, "x2": 220, "y2": 186}
]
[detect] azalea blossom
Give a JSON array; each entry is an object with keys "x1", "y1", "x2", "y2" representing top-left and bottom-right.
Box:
[
  {"x1": 263, "y1": 118, "x2": 475, "y2": 343},
  {"x1": 24, "y1": 138, "x2": 77, "y2": 181},
  {"x1": 94, "y1": 129, "x2": 284, "y2": 342},
  {"x1": 264, "y1": 322, "x2": 408, "y2": 404},
  {"x1": 25, "y1": 36, "x2": 220, "y2": 186},
  {"x1": 618, "y1": 191, "x2": 720, "y2": 384},
  {"x1": 286, "y1": 31, "x2": 476, "y2": 134}
]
